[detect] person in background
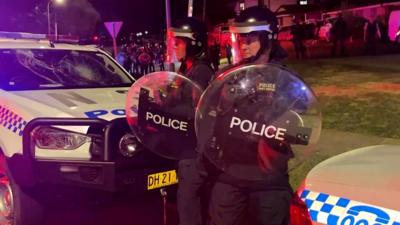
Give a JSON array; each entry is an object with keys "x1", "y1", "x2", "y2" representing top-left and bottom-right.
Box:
[
  {"x1": 209, "y1": 40, "x2": 221, "y2": 71},
  {"x1": 291, "y1": 17, "x2": 307, "y2": 59},
  {"x1": 225, "y1": 43, "x2": 232, "y2": 65},
  {"x1": 331, "y1": 13, "x2": 348, "y2": 57},
  {"x1": 364, "y1": 17, "x2": 381, "y2": 55}
]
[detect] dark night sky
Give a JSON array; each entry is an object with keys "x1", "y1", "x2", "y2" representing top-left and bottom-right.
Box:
[
  {"x1": 91, "y1": 0, "x2": 167, "y2": 34},
  {"x1": 90, "y1": 0, "x2": 213, "y2": 34},
  {"x1": 0, "y1": 0, "x2": 200, "y2": 36},
  {"x1": 1, "y1": 0, "x2": 398, "y2": 36}
]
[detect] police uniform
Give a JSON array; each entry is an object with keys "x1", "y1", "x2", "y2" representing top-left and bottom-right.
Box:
[
  {"x1": 205, "y1": 6, "x2": 293, "y2": 225},
  {"x1": 177, "y1": 58, "x2": 213, "y2": 225},
  {"x1": 170, "y1": 18, "x2": 214, "y2": 225}
]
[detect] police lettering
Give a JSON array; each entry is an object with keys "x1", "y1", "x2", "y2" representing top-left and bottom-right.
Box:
[
  {"x1": 229, "y1": 116, "x2": 286, "y2": 141},
  {"x1": 146, "y1": 112, "x2": 188, "y2": 132},
  {"x1": 85, "y1": 109, "x2": 126, "y2": 118}
]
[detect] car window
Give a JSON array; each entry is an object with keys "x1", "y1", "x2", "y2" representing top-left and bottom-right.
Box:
[{"x1": 0, "y1": 49, "x2": 133, "y2": 91}]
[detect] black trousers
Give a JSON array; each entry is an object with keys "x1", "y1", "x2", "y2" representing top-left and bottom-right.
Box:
[
  {"x1": 209, "y1": 182, "x2": 292, "y2": 225},
  {"x1": 292, "y1": 40, "x2": 306, "y2": 59},
  {"x1": 331, "y1": 38, "x2": 347, "y2": 56},
  {"x1": 365, "y1": 39, "x2": 377, "y2": 55},
  {"x1": 177, "y1": 159, "x2": 208, "y2": 225}
]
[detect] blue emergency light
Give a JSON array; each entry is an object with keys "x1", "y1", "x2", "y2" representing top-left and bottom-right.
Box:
[
  {"x1": 0, "y1": 32, "x2": 47, "y2": 40},
  {"x1": 0, "y1": 32, "x2": 84, "y2": 45}
]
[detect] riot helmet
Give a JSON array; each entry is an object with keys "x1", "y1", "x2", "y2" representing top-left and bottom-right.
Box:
[
  {"x1": 229, "y1": 6, "x2": 282, "y2": 64},
  {"x1": 171, "y1": 17, "x2": 208, "y2": 61}
]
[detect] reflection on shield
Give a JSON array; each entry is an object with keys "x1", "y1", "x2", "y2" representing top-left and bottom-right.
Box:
[
  {"x1": 126, "y1": 71, "x2": 203, "y2": 160},
  {"x1": 195, "y1": 64, "x2": 321, "y2": 181}
]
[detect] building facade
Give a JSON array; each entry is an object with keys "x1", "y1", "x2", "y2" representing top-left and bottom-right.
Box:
[{"x1": 234, "y1": 0, "x2": 297, "y2": 12}]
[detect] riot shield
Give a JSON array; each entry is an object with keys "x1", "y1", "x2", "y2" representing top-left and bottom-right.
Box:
[
  {"x1": 195, "y1": 64, "x2": 321, "y2": 181},
  {"x1": 126, "y1": 71, "x2": 203, "y2": 160}
]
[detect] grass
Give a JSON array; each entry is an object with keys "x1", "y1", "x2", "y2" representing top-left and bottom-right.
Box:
[
  {"x1": 288, "y1": 57, "x2": 400, "y2": 87},
  {"x1": 320, "y1": 93, "x2": 400, "y2": 139},
  {"x1": 285, "y1": 55, "x2": 400, "y2": 188}
]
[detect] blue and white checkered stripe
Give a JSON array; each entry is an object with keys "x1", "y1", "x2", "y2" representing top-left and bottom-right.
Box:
[
  {"x1": 0, "y1": 106, "x2": 27, "y2": 136},
  {"x1": 301, "y1": 189, "x2": 400, "y2": 225}
]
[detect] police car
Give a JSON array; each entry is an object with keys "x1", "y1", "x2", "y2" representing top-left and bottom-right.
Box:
[
  {"x1": 0, "y1": 32, "x2": 177, "y2": 225},
  {"x1": 297, "y1": 144, "x2": 400, "y2": 225}
]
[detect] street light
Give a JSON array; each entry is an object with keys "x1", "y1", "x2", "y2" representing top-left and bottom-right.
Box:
[{"x1": 47, "y1": 0, "x2": 65, "y2": 37}]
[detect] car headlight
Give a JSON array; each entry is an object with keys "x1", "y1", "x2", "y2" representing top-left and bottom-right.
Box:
[{"x1": 32, "y1": 126, "x2": 91, "y2": 150}]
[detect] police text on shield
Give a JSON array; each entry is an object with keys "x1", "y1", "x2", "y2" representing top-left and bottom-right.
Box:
[
  {"x1": 230, "y1": 117, "x2": 286, "y2": 140},
  {"x1": 146, "y1": 112, "x2": 188, "y2": 131}
]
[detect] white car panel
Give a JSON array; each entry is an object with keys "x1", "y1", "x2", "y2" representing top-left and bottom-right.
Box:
[
  {"x1": 300, "y1": 145, "x2": 400, "y2": 225},
  {"x1": 0, "y1": 39, "x2": 134, "y2": 160},
  {"x1": 11, "y1": 88, "x2": 130, "y2": 120}
]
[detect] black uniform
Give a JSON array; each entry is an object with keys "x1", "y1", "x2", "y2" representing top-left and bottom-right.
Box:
[
  {"x1": 170, "y1": 17, "x2": 215, "y2": 225},
  {"x1": 206, "y1": 6, "x2": 293, "y2": 225},
  {"x1": 331, "y1": 15, "x2": 348, "y2": 57},
  {"x1": 177, "y1": 58, "x2": 214, "y2": 225},
  {"x1": 208, "y1": 65, "x2": 292, "y2": 225}
]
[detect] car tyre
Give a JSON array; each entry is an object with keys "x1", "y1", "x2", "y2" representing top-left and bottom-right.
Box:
[{"x1": 0, "y1": 156, "x2": 45, "y2": 225}]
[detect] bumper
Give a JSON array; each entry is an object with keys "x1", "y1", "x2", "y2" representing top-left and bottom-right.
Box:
[
  {"x1": 7, "y1": 156, "x2": 176, "y2": 192},
  {"x1": 10, "y1": 117, "x2": 177, "y2": 193}
]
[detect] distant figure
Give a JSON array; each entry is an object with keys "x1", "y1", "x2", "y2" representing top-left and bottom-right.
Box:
[
  {"x1": 147, "y1": 45, "x2": 156, "y2": 73},
  {"x1": 291, "y1": 18, "x2": 307, "y2": 60},
  {"x1": 157, "y1": 51, "x2": 165, "y2": 71},
  {"x1": 138, "y1": 48, "x2": 151, "y2": 75},
  {"x1": 376, "y1": 15, "x2": 390, "y2": 43},
  {"x1": 318, "y1": 19, "x2": 333, "y2": 42},
  {"x1": 225, "y1": 43, "x2": 232, "y2": 64},
  {"x1": 116, "y1": 47, "x2": 127, "y2": 66},
  {"x1": 210, "y1": 41, "x2": 220, "y2": 71},
  {"x1": 330, "y1": 13, "x2": 348, "y2": 57},
  {"x1": 364, "y1": 17, "x2": 381, "y2": 55}
]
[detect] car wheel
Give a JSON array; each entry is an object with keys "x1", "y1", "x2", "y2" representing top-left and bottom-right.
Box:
[{"x1": 0, "y1": 162, "x2": 45, "y2": 225}]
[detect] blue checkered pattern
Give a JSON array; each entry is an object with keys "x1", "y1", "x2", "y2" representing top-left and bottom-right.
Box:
[
  {"x1": 301, "y1": 189, "x2": 351, "y2": 225},
  {"x1": 300, "y1": 189, "x2": 400, "y2": 225},
  {"x1": 0, "y1": 106, "x2": 27, "y2": 136}
]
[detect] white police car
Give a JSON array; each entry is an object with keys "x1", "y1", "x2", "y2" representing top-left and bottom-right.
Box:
[
  {"x1": 298, "y1": 145, "x2": 400, "y2": 225},
  {"x1": 0, "y1": 32, "x2": 177, "y2": 225}
]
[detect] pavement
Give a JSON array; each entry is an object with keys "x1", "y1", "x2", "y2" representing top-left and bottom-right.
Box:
[
  {"x1": 316, "y1": 129, "x2": 400, "y2": 156},
  {"x1": 45, "y1": 191, "x2": 179, "y2": 225}
]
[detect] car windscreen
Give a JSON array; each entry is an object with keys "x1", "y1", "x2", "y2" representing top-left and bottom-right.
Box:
[{"x1": 0, "y1": 49, "x2": 133, "y2": 91}]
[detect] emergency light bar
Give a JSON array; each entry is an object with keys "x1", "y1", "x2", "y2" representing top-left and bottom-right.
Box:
[
  {"x1": 0, "y1": 31, "x2": 47, "y2": 40},
  {"x1": 0, "y1": 31, "x2": 83, "y2": 45}
]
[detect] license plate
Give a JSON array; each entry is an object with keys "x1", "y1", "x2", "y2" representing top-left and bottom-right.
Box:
[{"x1": 147, "y1": 170, "x2": 178, "y2": 190}]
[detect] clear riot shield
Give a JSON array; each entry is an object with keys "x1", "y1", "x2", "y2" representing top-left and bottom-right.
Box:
[
  {"x1": 126, "y1": 71, "x2": 203, "y2": 160},
  {"x1": 195, "y1": 64, "x2": 321, "y2": 181}
]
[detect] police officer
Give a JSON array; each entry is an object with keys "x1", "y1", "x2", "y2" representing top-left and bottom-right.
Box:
[
  {"x1": 170, "y1": 17, "x2": 214, "y2": 225},
  {"x1": 207, "y1": 6, "x2": 292, "y2": 225}
]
